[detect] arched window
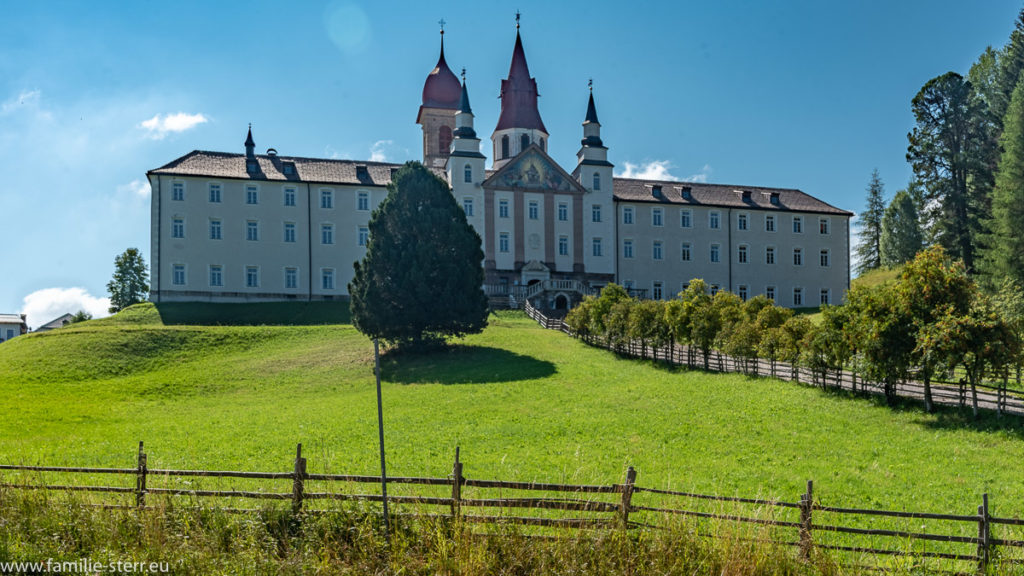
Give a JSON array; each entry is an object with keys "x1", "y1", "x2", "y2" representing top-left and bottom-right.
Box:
[
  {"x1": 593, "y1": 172, "x2": 601, "y2": 191},
  {"x1": 539, "y1": 137, "x2": 545, "y2": 151},
  {"x1": 464, "y1": 164, "x2": 472, "y2": 183},
  {"x1": 501, "y1": 135, "x2": 510, "y2": 159},
  {"x1": 438, "y1": 126, "x2": 453, "y2": 154},
  {"x1": 520, "y1": 134, "x2": 530, "y2": 152}
]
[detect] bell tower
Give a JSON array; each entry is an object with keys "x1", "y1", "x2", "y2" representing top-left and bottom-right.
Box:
[{"x1": 416, "y1": 24, "x2": 462, "y2": 168}]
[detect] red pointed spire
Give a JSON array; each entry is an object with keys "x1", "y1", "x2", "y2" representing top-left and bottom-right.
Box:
[{"x1": 495, "y1": 28, "x2": 547, "y2": 133}]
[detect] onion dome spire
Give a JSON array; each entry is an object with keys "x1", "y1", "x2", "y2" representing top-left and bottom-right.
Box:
[{"x1": 420, "y1": 26, "x2": 461, "y2": 110}]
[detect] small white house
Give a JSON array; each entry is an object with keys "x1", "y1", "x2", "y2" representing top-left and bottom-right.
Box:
[
  {"x1": 0, "y1": 314, "x2": 28, "y2": 343},
  {"x1": 34, "y1": 313, "x2": 76, "y2": 332}
]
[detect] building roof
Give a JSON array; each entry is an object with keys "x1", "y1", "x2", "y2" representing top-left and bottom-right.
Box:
[
  {"x1": 612, "y1": 178, "x2": 853, "y2": 216},
  {"x1": 0, "y1": 314, "x2": 26, "y2": 325},
  {"x1": 36, "y1": 313, "x2": 75, "y2": 331},
  {"x1": 495, "y1": 31, "x2": 547, "y2": 133},
  {"x1": 421, "y1": 34, "x2": 461, "y2": 111},
  {"x1": 149, "y1": 151, "x2": 445, "y2": 186}
]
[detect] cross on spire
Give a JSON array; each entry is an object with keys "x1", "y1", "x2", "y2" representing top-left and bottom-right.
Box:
[
  {"x1": 438, "y1": 18, "x2": 446, "y2": 34},
  {"x1": 461, "y1": 67, "x2": 466, "y2": 82},
  {"x1": 515, "y1": 11, "x2": 520, "y2": 29},
  {"x1": 588, "y1": 78, "x2": 593, "y2": 92}
]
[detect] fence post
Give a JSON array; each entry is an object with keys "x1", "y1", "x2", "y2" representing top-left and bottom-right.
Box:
[
  {"x1": 450, "y1": 446, "x2": 463, "y2": 519},
  {"x1": 620, "y1": 466, "x2": 637, "y2": 528},
  {"x1": 292, "y1": 443, "x2": 306, "y2": 515},
  {"x1": 135, "y1": 441, "x2": 147, "y2": 509},
  {"x1": 799, "y1": 480, "x2": 814, "y2": 561},
  {"x1": 978, "y1": 493, "x2": 990, "y2": 573}
]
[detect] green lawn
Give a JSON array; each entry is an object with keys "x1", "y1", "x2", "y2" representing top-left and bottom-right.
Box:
[{"x1": 1, "y1": 302, "x2": 1022, "y2": 521}]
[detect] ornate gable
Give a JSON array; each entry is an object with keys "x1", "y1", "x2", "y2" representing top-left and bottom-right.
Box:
[{"x1": 482, "y1": 144, "x2": 587, "y2": 194}]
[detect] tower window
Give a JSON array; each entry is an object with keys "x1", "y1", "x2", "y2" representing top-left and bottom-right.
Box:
[
  {"x1": 501, "y1": 135, "x2": 510, "y2": 159},
  {"x1": 439, "y1": 126, "x2": 453, "y2": 153},
  {"x1": 520, "y1": 133, "x2": 530, "y2": 152},
  {"x1": 464, "y1": 164, "x2": 472, "y2": 183},
  {"x1": 593, "y1": 172, "x2": 601, "y2": 191},
  {"x1": 539, "y1": 137, "x2": 545, "y2": 151}
]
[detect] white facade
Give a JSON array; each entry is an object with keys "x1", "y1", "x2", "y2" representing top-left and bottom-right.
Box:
[{"x1": 0, "y1": 314, "x2": 27, "y2": 343}]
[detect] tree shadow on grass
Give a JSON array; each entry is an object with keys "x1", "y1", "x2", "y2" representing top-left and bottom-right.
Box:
[{"x1": 380, "y1": 345, "x2": 556, "y2": 385}]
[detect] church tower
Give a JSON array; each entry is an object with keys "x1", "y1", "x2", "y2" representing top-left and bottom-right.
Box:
[
  {"x1": 491, "y1": 19, "x2": 549, "y2": 170},
  {"x1": 448, "y1": 72, "x2": 486, "y2": 237},
  {"x1": 416, "y1": 28, "x2": 461, "y2": 168},
  {"x1": 574, "y1": 85, "x2": 616, "y2": 278}
]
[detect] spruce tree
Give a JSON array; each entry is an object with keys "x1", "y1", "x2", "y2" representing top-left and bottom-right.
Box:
[
  {"x1": 349, "y1": 161, "x2": 488, "y2": 350},
  {"x1": 982, "y1": 75, "x2": 1024, "y2": 287},
  {"x1": 107, "y1": 248, "x2": 149, "y2": 313},
  {"x1": 855, "y1": 169, "x2": 885, "y2": 274},
  {"x1": 880, "y1": 190, "x2": 923, "y2": 267}
]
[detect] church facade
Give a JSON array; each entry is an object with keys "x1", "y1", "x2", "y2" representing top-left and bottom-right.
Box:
[{"x1": 147, "y1": 27, "x2": 851, "y2": 309}]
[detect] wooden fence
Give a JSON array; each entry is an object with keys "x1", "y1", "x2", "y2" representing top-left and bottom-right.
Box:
[
  {"x1": 526, "y1": 303, "x2": 1024, "y2": 418},
  {"x1": 3, "y1": 443, "x2": 1024, "y2": 572}
]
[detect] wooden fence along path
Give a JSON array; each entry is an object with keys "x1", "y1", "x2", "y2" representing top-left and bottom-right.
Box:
[
  {"x1": 2, "y1": 443, "x2": 1024, "y2": 572},
  {"x1": 524, "y1": 301, "x2": 1024, "y2": 418}
]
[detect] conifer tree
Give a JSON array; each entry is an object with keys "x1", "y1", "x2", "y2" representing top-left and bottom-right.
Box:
[
  {"x1": 855, "y1": 169, "x2": 885, "y2": 274},
  {"x1": 349, "y1": 162, "x2": 488, "y2": 350},
  {"x1": 107, "y1": 248, "x2": 149, "y2": 313},
  {"x1": 982, "y1": 75, "x2": 1024, "y2": 287},
  {"x1": 880, "y1": 190, "x2": 923, "y2": 267}
]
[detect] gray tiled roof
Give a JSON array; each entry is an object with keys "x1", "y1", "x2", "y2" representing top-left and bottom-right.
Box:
[
  {"x1": 148, "y1": 151, "x2": 443, "y2": 186},
  {"x1": 612, "y1": 178, "x2": 852, "y2": 216}
]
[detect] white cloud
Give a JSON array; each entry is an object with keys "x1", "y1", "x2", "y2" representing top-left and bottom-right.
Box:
[
  {"x1": 616, "y1": 160, "x2": 679, "y2": 181},
  {"x1": 139, "y1": 112, "x2": 208, "y2": 139},
  {"x1": 118, "y1": 179, "x2": 151, "y2": 198},
  {"x1": 21, "y1": 287, "x2": 110, "y2": 330},
  {"x1": 370, "y1": 139, "x2": 392, "y2": 162},
  {"x1": 685, "y1": 164, "x2": 713, "y2": 183}
]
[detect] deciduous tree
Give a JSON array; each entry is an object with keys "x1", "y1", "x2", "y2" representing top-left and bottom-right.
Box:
[{"x1": 107, "y1": 248, "x2": 149, "y2": 313}]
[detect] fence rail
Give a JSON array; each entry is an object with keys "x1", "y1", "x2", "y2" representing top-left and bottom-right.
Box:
[{"x1": 3, "y1": 443, "x2": 1024, "y2": 572}]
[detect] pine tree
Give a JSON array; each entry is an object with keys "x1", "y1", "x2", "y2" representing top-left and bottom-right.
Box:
[
  {"x1": 880, "y1": 190, "x2": 923, "y2": 267},
  {"x1": 993, "y1": 9, "x2": 1024, "y2": 124},
  {"x1": 981, "y1": 75, "x2": 1024, "y2": 287},
  {"x1": 349, "y1": 162, "x2": 488, "y2": 351},
  {"x1": 855, "y1": 169, "x2": 885, "y2": 274},
  {"x1": 107, "y1": 248, "x2": 149, "y2": 313}
]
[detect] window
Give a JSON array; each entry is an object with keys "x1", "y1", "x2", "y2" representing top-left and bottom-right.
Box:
[
  {"x1": 321, "y1": 224, "x2": 334, "y2": 245},
  {"x1": 820, "y1": 249, "x2": 830, "y2": 267},
  {"x1": 463, "y1": 198, "x2": 474, "y2": 217},
  {"x1": 653, "y1": 281, "x2": 664, "y2": 300},
  {"x1": 710, "y1": 243, "x2": 720, "y2": 263},
  {"x1": 766, "y1": 286, "x2": 776, "y2": 301},
  {"x1": 282, "y1": 163, "x2": 295, "y2": 175},
  {"x1": 285, "y1": 268, "x2": 298, "y2": 289},
  {"x1": 246, "y1": 266, "x2": 259, "y2": 288},
  {"x1": 358, "y1": 226, "x2": 369, "y2": 246},
  {"x1": 623, "y1": 206, "x2": 634, "y2": 224},
  {"x1": 819, "y1": 218, "x2": 830, "y2": 235},
  {"x1": 499, "y1": 199, "x2": 509, "y2": 219},
  {"x1": 501, "y1": 135, "x2": 510, "y2": 159},
  {"x1": 539, "y1": 137, "x2": 545, "y2": 151},
  {"x1": 681, "y1": 242, "x2": 691, "y2": 262},
  {"x1": 558, "y1": 235, "x2": 568, "y2": 256},
  {"x1": 246, "y1": 185, "x2": 259, "y2": 205},
  {"x1": 284, "y1": 222, "x2": 296, "y2": 243},
  {"x1": 623, "y1": 239, "x2": 634, "y2": 259},
  {"x1": 737, "y1": 213, "x2": 748, "y2": 230},
  {"x1": 247, "y1": 221, "x2": 259, "y2": 241},
  {"x1": 681, "y1": 209, "x2": 692, "y2": 228},
  {"x1": 592, "y1": 204, "x2": 602, "y2": 223},
  {"x1": 738, "y1": 285, "x2": 748, "y2": 301},
  {"x1": 209, "y1": 265, "x2": 223, "y2": 287},
  {"x1": 653, "y1": 241, "x2": 663, "y2": 260},
  {"x1": 821, "y1": 289, "x2": 831, "y2": 306},
  {"x1": 793, "y1": 248, "x2": 803, "y2": 266},
  {"x1": 652, "y1": 208, "x2": 663, "y2": 227},
  {"x1": 793, "y1": 287, "x2": 803, "y2": 307},
  {"x1": 172, "y1": 264, "x2": 185, "y2": 286},
  {"x1": 499, "y1": 232, "x2": 510, "y2": 253},
  {"x1": 322, "y1": 268, "x2": 335, "y2": 290},
  {"x1": 209, "y1": 183, "x2": 221, "y2": 203},
  {"x1": 528, "y1": 201, "x2": 539, "y2": 220},
  {"x1": 766, "y1": 215, "x2": 775, "y2": 232},
  {"x1": 558, "y1": 203, "x2": 568, "y2": 222},
  {"x1": 172, "y1": 217, "x2": 184, "y2": 239},
  {"x1": 172, "y1": 182, "x2": 184, "y2": 201},
  {"x1": 766, "y1": 246, "x2": 775, "y2": 265},
  {"x1": 357, "y1": 191, "x2": 369, "y2": 211},
  {"x1": 209, "y1": 219, "x2": 222, "y2": 240},
  {"x1": 593, "y1": 172, "x2": 601, "y2": 191},
  {"x1": 439, "y1": 126, "x2": 452, "y2": 152},
  {"x1": 284, "y1": 187, "x2": 296, "y2": 206},
  {"x1": 592, "y1": 237, "x2": 603, "y2": 257},
  {"x1": 738, "y1": 244, "x2": 748, "y2": 264},
  {"x1": 320, "y1": 189, "x2": 333, "y2": 209},
  {"x1": 464, "y1": 164, "x2": 472, "y2": 183},
  {"x1": 709, "y1": 211, "x2": 720, "y2": 229},
  {"x1": 520, "y1": 133, "x2": 530, "y2": 151},
  {"x1": 793, "y1": 216, "x2": 803, "y2": 234}
]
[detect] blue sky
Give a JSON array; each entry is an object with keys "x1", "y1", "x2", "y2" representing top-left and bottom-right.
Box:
[{"x1": 1, "y1": 0, "x2": 1020, "y2": 327}]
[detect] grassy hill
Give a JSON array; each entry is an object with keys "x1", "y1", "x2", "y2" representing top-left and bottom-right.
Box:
[{"x1": 1, "y1": 302, "x2": 1022, "y2": 518}]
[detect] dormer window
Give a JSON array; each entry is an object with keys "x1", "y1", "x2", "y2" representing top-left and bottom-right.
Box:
[
  {"x1": 740, "y1": 190, "x2": 751, "y2": 202},
  {"x1": 652, "y1": 185, "x2": 663, "y2": 198},
  {"x1": 356, "y1": 165, "x2": 369, "y2": 180},
  {"x1": 770, "y1": 192, "x2": 781, "y2": 205},
  {"x1": 681, "y1": 186, "x2": 692, "y2": 201},
  {"x1": 282, "y1": 162, "x2": 295, "y2": 176},
  {"x1": 246, "y1": 159, "x2": 258, "y2": 174}
]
